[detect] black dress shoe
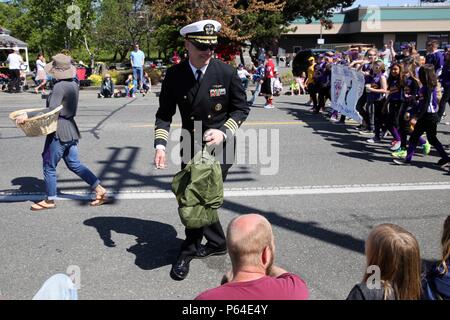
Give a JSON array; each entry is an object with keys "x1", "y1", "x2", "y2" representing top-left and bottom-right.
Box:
[
  {"x1": 195, "y1": 245, "x2": 227, "y2": 259},
  {"x1": 170, "y1": 257, "x2": 191, "y2": 281},
  {"x1": 437, "y1": 158, "x2": 450, "y2": 168}
]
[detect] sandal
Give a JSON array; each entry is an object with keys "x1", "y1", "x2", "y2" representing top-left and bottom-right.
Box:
[
  {"x1": 90, "y1": 192, "x2": 108, "y2": 206},
  {"x1": 30, "y1": 200, "x2": 56, "y2": 211}
]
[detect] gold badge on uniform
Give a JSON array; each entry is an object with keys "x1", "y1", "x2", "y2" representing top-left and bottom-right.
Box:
[{"x1": 215, "y1": 103, "x2": 223, "y2": 111}]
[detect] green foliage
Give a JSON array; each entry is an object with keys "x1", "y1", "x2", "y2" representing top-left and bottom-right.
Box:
[
  {"x1": 280, "y1": 70, "x2": 294, "y2": 86},
  {"x1": 146, "y1": 68, "x2": 163, "y2": 85},
  {"x1": 283, "y1": 0, "x2": 354, "y2": 23},
  {"x1": 244, "y1": 10, "x2": 287, "y2": 49},
  {"x1": 95, "y1": 0, "x2": 153, "y2": 61},
  {"x1": 1, "y1": 0, "x2": 96, "y2": 57},
  {"x1": 1, "y1": 0, "x2": 356, "y2": 65},
  {"x1": 151, "y1": 24, "x2": 183, "y2": 59}
]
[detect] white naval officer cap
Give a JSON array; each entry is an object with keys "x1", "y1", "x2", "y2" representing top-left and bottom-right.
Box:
[{"x1": 180, "y1": 19, "x2": 221, "y2": 45}]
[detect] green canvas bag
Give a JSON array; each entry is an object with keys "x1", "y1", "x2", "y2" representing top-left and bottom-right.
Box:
[{"x1": 171, "y1": 148, "x2": 223, "y2": 229}]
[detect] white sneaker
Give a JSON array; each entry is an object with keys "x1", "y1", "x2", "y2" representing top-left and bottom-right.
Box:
[
  {"x1": 367, "y1": 137, "x2": 381, "y2": 144},
  {"x1": 390, "y1": 141, "x2": 401, "y2": 151},
  {"x1": 264, "y1": 104, "x2": 275, "y2": 109}
]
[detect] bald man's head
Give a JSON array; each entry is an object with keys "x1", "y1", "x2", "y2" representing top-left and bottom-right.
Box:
[{"x1": 227, "y1": 214, "x2": 274, "y2": 271}]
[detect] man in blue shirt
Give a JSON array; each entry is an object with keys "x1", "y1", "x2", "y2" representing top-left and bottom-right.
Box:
[
  {"x1": 130, "y1": 44, "x2": 145, "y2": 91},
  {"x1": 426, "y1": 40, "x2": 444, "y2": 76}
]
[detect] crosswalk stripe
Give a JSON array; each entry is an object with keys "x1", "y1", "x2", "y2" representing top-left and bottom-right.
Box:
[{"x1": 2, "y1": 182, "x2": 450, "y2": 202}]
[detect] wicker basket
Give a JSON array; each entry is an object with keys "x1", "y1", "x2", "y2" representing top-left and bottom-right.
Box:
[{"x1": 9, "y1": 105, "x2": 63, "y2": 137}]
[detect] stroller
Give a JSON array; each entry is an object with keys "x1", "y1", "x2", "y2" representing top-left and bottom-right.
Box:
[{"x1": 0, "y1": 73, "x2": 9, "y2": 91}]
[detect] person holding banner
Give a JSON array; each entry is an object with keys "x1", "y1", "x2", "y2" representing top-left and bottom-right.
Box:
[
  {"x1": 365, "y1": 60, "x2": 388, "y2": 144},
  {"x1": 350, "y1": 49, "x2": 378, "y2": 133},
  {"x1": 315, "y1": 52, "x2": 333, "y2": 114}
]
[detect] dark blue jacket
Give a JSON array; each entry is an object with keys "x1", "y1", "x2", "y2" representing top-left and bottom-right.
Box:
[{"x1": 422, "y1": 260, "x2": 450, "y2": 300}]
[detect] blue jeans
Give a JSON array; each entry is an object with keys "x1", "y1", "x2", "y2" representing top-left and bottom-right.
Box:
[
  {"x1": 132, "y1": 67, "x2": 143, "y2": 90},
  {"x1": 42, "y1": 134, "x2": 100, "y2": 200},
  {"x1": 248, "y1": 81, "x2": 261, "y2": 104},
  {"x1": 125, "y1": 87, "x2": 135, "y2": 97}
]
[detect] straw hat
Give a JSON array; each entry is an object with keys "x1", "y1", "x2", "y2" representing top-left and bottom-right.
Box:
[{"x1": 44, "y1": 54, "x2": 76, "y2": 80}]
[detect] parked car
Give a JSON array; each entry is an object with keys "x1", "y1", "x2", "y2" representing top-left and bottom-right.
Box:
[
  {"x1": 108, "y1": 62, "x2": 132, "y2": 71},
  {"x1": 292, "y1": 48, "x2": 335, "y2": 76}
]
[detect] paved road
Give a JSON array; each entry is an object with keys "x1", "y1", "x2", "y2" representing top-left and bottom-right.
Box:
[{"x1": 0, "y1": 88, "x2": 449, "y2": 299}]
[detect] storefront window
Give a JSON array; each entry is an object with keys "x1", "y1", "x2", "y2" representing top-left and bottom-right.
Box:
[{"x1": 427, "y1": 34, "x2": 449, "y2": 47}]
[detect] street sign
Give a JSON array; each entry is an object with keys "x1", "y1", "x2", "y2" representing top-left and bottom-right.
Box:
[{"x1": 317, "y1": 38, "x2": 325, "y2": 45}]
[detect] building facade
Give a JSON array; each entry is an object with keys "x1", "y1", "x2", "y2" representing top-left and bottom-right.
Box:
[{"x1": 280, "y1": 5, "x2": 450, "y2": 53}]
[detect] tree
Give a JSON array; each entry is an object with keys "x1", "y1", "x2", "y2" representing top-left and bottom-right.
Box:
[
  {"x1": 0, "y1": 0, "x2": 96, "y2": 57},
  {"x1": 282, "y1": 0, "x2": 354, "y2": 23},
  {"x1": 151, "y1": 0, "x2": 285, "y2": 63},
  {"x1": 95, "y1": 0, "x2": 153, "y2": 61}
]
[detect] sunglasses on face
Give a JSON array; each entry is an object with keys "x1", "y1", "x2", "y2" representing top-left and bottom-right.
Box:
[{"x1": 191, "y1": 42, "x2": 216, "y2": 52}]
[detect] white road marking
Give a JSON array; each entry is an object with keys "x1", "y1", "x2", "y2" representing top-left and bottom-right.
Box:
[{"x1": 1, "y1": 182, "x2": 450, "y2": 202}]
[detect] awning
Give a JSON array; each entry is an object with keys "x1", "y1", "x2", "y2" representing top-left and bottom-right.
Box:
[
  {"x1": 0, "y1": 27, "x2": 27, "y2": 49},
  {"x1": 0, "y1": 27, "x2": 30, "y2": 71}
]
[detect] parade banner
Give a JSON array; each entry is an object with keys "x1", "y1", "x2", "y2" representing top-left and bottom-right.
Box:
[{"x1": 331, "y1": 64, "x2": 365, "y2": 122}]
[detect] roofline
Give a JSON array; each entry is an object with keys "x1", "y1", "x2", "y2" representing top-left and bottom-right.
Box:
[{"x1": 344, "y1": 4, "x2": 450, "y2": 11}]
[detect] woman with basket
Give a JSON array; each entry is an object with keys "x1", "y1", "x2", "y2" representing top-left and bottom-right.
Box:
[{"x1": 15, "y1": 53, "x2": 108, "y2": 211}]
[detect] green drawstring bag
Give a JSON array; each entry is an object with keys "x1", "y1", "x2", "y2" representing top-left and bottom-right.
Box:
[{"x1": 171, "y1": 148, "x2": 223, "y2": 229}]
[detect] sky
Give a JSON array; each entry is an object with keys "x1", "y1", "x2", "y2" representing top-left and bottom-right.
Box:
[
  {"x1": 352, "y1": 0, "x2": 449, "y2": 7},
  {"x1": 0, "y1": 0, "x2": 448, "y2": 6}
]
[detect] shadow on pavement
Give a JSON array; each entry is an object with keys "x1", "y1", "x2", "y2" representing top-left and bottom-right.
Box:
[
  {"x1": 0, "y1": 177, "x2": 46, "y2": 203},
  {"x1": 279, "y1": 105, "x2": 449, "y2": 173},
  {"x1": 84, "y1": 216, "x2": 183, "y2": 270},
  {"x1": 11, "y1": 176, "x2": 46, "y2": 193},
  {"x1": 223, "y1": 199, "x2": 366, "y2": 254}
]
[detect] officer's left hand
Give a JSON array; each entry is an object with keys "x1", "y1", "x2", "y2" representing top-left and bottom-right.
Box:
[{"x1": 203, "y1": 129, "x2": 225, "y2": 146}]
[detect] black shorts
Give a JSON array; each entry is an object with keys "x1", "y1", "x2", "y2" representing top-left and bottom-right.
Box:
[{"x1": 260, "y1": 78, "x2": 273, "y2": 96}]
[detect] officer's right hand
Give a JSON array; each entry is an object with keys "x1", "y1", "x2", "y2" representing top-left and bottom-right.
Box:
[{"x1": 154, "y1": 149, "x2": 167, "y2": 169}]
